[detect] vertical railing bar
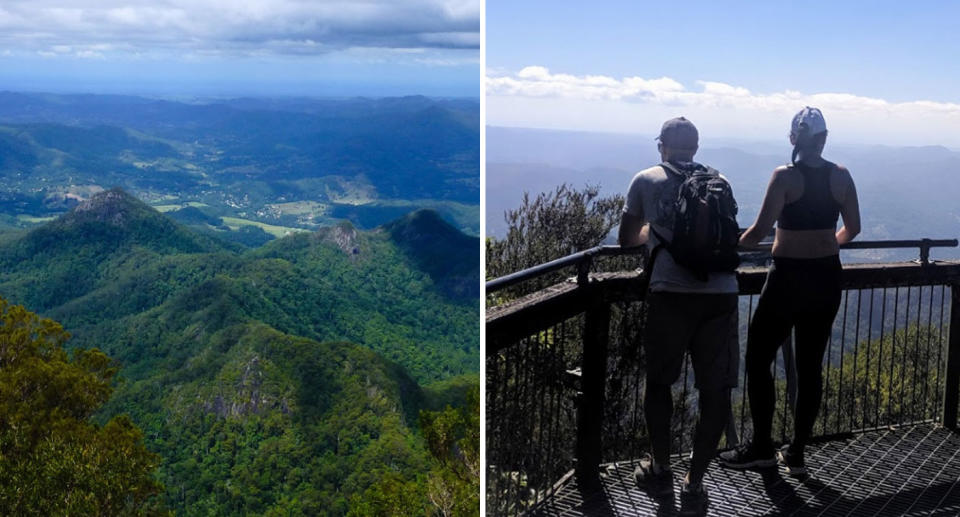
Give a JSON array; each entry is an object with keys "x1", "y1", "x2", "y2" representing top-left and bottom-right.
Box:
[
  {"x1": 499, "y1": 348, "x2": 510, "y2": 516},
  {"x1": 739, "y1": 295, "x2": 754, "y2": 443},
  {"x1": 518, "y1": 335, "x2": 534, "y2": 512},
  {"x1": 935, "y1": 285, "x2": 947, "y2": 423},
  {"x1": 632, "y1": 302, "x2": 645, "y2": 460},
  {"x1": 522, "y1": 335, "x2": 537, "y2": 512},
  {"x1": 504, "y1": 343, "x2": 519, "y2": 515},
  {"x1": 853, "y1": 289, "x2": 862, "y2": 431},
  {"x1": 544, "y1": 329, "x2": 558, "y2": 498},
  {"x1": 504, "y1": 348, "x2": 514, "y2": 516},
  {"x1": 621, "y1": 302, "x2": 632, "y2": 461},
  {"x1": 543, "y1": 328, "x2": 556, "y2": 499},
  {"x1": 877, "y1": 288, "x2": 887, "y2": 427},
  {"x1": 911, "y1": 286, "x2": 922, "y2": 423},
  {"x1": 555, "y1": 319, "x2": 569, "y2": 486},
  {"x1": 488, "y1": 349, "x2": 500, "y2": 514},
  {"x1": 943, "y1": 283, "x2": 960, "y2": 429},
  {"x1": 888, "y1": 286, "x2": 900, "y2": 425},
  {"x1": 557, "y1": 321, "x2": 569, "y2": 487},
  {"x1": 780, "y1": 333, "x2": 788, "y2": 445},
  {"x1": 837, "y1": 289, "x2": 849, "y2": 435},
  {"x1": 556, "y1": 320, "x2": 569, "y2": 480},
  {"x1": 823, "y1": 299, "x2": 835, "y2": 437},
  {"x1": 924, "y1": 285, "x2": 935, "y2": 420},
  {"x1": 534, "y1": 330, "x2": 548, "y2": 492},
  {"x1": 515, "y1": 335, "x2": 530, "y2": 512},
  {"x1": 865, "y1": 288, "x2": 875, "y2": 429},
  {"x1": 501, "y1": 348, "x2": 512, "y2": 516},
  {"x1": 897, "y1": 286, "x2": 919, "y2": 424}
]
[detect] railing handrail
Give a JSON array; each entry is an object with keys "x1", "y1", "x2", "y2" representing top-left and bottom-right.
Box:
[
  {"x1": 486, "y1": 245, "x2": 643, "y2": 293},
  {"x1": 486, "y1": 238, "x2": 959, "y2": 294}
]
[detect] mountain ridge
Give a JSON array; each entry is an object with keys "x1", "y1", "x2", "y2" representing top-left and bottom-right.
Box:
[{"x1": 0, "y1": 186, "x2": 479, "y2": 514}]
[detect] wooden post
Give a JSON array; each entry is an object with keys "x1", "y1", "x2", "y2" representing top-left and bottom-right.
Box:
[{"x1": 576, "y1": 299, "x2": 610, "y2": 484}]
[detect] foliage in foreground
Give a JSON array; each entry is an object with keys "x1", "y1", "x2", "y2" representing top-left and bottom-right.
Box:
[
  {"x1": 350, "y1": 385, "x2": 481, "y2": 517},
  {"x1": 486, "y1": 184, "x2": 625, "y2": 302},
  {"x1": 0, "y1": 297, "x2": 165, "y2": 516}
]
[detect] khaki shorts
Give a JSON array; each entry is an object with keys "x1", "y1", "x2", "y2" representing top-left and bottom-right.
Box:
[{"x1": 642, "y1": 291, "x2": 739, "y2": 391}]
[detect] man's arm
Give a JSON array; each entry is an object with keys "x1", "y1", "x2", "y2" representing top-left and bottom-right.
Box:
[
  {"x1": 619, "y1": 172, "x2": 649, "y2": 247},
  {"x1": 618, "y1": 212, "x2": 648, "y2": 247},
  {"x1": 836, "y1": 165, "x2": 861, "y2": 245},
  {"x1": 740, "y1": 166, "x2": 789, "y2": 248}
]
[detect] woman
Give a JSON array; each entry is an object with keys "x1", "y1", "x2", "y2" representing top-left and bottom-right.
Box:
[{"x1": 719, "y1": 107, "x2": 860, "y2": 475}]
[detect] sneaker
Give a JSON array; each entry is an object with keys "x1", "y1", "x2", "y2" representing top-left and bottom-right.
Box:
[
  {"x1": 717, "y1": 443, "x2": 777, "y2": 469},
  {"x1": 679, "y1": 481, "x2": 709, "y2": 517},
  {"x1": 778, "y1": 444, "x2": 807, "y2": 476},
  {"x1": 633, "y1": 454, "x2": 674, "y2": 498}
]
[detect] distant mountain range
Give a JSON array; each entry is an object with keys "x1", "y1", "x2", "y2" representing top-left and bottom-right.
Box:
[
  {"x1": 0, "y1": 92, "x2": 480, "y2": 236},
  {"x1": 0, "y1": 188, "x2": 479, "y2": 514},
  {"x1": 488, "y1": 126, "x2": 960, "y2": 261}
]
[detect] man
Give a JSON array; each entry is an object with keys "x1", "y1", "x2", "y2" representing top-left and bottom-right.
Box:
[{"x1": 618, "y1": 117, "x2": 739, "y2": 516}]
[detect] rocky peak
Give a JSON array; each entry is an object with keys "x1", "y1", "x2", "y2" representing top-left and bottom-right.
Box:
[
  {"x1": 63, "y1": 187, "x2": 146, "y2": 227},
  {"x1": 313, "y1": 221, "x2": 360, "y2": 256}
]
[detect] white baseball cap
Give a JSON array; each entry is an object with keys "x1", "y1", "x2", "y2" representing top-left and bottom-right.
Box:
[{"x1": 791, "y1": 106, "x2": 827, "y2": 137}]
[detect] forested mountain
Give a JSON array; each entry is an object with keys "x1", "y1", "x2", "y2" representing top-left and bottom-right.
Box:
[
  {"x1": 0, "y1": 188, "x2": 479, "y2": 514},
  {"x1": 0, "y1": 92, "x2": 480, "y2": 236}
]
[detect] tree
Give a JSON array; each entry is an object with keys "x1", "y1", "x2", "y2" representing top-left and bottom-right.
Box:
[
  {"x1": 0, "y1": 297, "x2": 166, "y2": 516},
  {"x1": 420, "y1": 385, "x2": 480, "y2": 517},
  {"x1": 486, "y1": 184, "x2": 625, "y2": 300},
  {"x1": 348, "y1": 385, "x2": 480, "y2": 517}
]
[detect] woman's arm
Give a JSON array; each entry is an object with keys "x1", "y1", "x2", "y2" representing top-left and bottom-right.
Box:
[
  {"x1": 740, "y1": 167, "x2": 789, "y2": 248},
  {"x1": 836, "y1": 165, "x2": 861, "y2": 245}
]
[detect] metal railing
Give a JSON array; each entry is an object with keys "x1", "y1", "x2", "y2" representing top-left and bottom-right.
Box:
[{"x1": 486, "y1": 239, "x2": 960, "y2": 516}]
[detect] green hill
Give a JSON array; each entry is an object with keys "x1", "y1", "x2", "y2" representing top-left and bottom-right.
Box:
[
  {"x1": 0, "y1": 188, "x2": 479, "y2": 515},
  {"x1": 384, "y1": 209, "x2": 481, "y2": 300}
]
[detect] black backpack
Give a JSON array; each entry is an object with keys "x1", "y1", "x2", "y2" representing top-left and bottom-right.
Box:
[{"x1": 652, "y1": 161, "x2": 740, "y2": 281}]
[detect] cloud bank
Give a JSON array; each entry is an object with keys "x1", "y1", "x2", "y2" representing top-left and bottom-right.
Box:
[
  {"x1": 489, "y1": 66, "x2": 960, "y2": 117},
  {"x1": 0, "y1": 0, "x2": 480, "y2": 59},
  {"x1": 487, "y1": 66, "x2": 960, "y2": 147}
]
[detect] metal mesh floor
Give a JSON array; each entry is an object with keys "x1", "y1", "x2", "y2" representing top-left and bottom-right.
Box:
[{"x1": 528, "y1": 424, "x2": 960, "y2": 516}]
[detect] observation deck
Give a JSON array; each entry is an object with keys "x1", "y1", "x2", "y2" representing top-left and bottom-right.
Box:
[{"x1": 487, "y1": 240, "x2": 960, "y2": 516}]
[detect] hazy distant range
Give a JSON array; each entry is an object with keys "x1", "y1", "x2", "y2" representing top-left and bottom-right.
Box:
[
  {"x1": 487, "y1": 126, "x2": 960, "y2": 262},
  {"x1": 0, "y1": 92, "x2": 480, "y2": 239}
]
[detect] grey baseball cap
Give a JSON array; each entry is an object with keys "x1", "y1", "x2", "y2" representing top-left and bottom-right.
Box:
[
  {"x1": 655, "y1": 116, "x2": 698, "y2": 150},
  {"x1": 791, "y1": 106, "x2": 827, "y2": 137}
]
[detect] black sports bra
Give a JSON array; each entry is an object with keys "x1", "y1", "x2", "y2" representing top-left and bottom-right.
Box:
[{"x1": 778, "y1": 161, "x2": 841, "y2": 231}]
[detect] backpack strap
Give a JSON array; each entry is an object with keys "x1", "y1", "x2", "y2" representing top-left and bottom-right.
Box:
[
  {"x1": 661, "y1": 160, "x2": 709, "y2": 178},
  {"x1": 639, "y1": 227, "x2": 665, "y2": 294},
  {"x1": 660, "y1": 161, "x2": 684, "y2": 178}
]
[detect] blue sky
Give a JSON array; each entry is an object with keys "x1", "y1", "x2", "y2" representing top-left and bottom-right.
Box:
[
  {"x1": 0, "y1": 0, "x2": 480, "y2": 98},
  {"x1": 487, "y1": 1, "x2": 960, "y2": 147}
]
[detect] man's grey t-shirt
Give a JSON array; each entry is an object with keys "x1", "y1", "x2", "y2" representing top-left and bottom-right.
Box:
[{"x1": 623, "y1": 164, "x2": 738, "y2": 294}]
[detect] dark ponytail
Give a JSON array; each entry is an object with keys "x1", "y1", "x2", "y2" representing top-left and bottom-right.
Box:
[{"x1": 791, "y1": 130, "x2": 826, "y2": 166}]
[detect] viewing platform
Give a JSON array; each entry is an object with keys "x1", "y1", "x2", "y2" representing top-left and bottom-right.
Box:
[{"x1": 487, "y1": 240, "x2": 960, "y2": 516}]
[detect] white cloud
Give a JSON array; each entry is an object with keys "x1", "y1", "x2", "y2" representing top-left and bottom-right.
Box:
[
  {"x1": 487, "y1": 66, "x2": 960, "y2": 147},
  {"x1": 493, "y1": 66, "x2": 684, "y2": 102},
  {"x1": 0, "y1": 0, "x2": 480, "y2": 59}
]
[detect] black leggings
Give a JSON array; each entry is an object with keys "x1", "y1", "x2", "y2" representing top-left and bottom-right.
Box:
[{"x1": 747, "y1": 255, "x2": 842, "y2": 453}]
